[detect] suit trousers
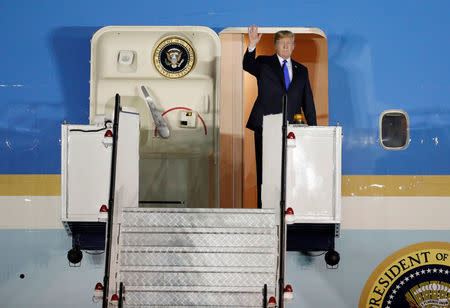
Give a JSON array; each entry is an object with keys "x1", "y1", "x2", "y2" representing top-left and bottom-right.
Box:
[{"x1": 254, "y1": 131, "x2": 262, "y2": 209}]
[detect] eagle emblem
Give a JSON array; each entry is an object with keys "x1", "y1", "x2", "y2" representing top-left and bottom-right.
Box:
[
  {"x1": 165, "y1": 48, "x2": 185, "y2": 68},
  {"x1": 153, "y1": 36, "x2": 195, "y2": 78}
]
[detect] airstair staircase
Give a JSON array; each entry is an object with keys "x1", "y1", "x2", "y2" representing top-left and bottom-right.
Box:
[{"x1": 106, "y1": 207, "x2": 278, "y2": 307}]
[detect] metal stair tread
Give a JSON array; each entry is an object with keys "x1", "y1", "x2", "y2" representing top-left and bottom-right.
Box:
[
  {"x1": 120, "y1": 254, "x2": 276, "y2": 268},
  {"x1": 121, "y1": 208, "x2": 276, "y2": 228},
  {"x1": 120, "y1": 271, "x2": 276, "y2": 288},
  {"x1": 121, "y1": 233, "x2": 276, "y2": 248},
  {"x1": 119, "y1": 245, "x2": 277, "y2": 253},
  {"x1": 123, "y1": 290, "x2": 269, "y2": 306},
  {"x1": 125, "y1": 285, "x2": 266, "y2": 293},
  {"x1": 124, "y1": 303, "x2": 261, "y2": 308},
  {"x1": 122, "y1": 207, "x2": 276, "y2": 214},
  {"x1": 120, "y1": 226, "x2": 276, "y2": 234},
  {"x1": 120, "y1": 265, "x2": 277, "y2": 273}
]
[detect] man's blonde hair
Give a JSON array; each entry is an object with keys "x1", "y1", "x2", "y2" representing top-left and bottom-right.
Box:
[{"x1": 274, "y1": 30, "x2": 295, "y2": 44}]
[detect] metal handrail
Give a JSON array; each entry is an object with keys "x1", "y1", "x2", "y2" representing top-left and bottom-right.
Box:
[
  {"x1": 102, "y1": 94, "x2": 121, "y2": 308},
  {"x1": 263, "y1": 284, "x2": 268, "y2": 308},
  {"x1": 119, "y1": 282, "x2": 124, "y2": 308},
  {"x1": 278, "y1": 94, "x2": 288, "y2": 308}
]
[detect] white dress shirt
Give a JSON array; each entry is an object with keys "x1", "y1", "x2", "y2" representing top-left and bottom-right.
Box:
[
  {"x1": 247, "y1": 46, "x2": 293, "y2": 81},
  {"x1": 276, "y1": 54, "x2": 293, "y2": 82},
  {"x1": 248, "y1": 46, "x2": 293, "y2": 81}
]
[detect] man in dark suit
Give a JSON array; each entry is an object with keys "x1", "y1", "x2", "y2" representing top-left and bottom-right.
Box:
[{"x1": 243, "y1": 24, "x2": 317, "y2": 208}]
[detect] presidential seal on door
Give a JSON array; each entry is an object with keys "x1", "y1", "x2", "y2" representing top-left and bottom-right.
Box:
[{"x1": 153, "y1": 36, "x2": 196, "y2": 79}]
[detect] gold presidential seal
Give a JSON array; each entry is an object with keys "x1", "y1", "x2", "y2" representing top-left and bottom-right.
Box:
[
  {"x1": 153, "y1": 36, "x2": 195, "y2": 79},
  {"x1": 359, "y1": 241, "x2": 450, "y2": 308}
]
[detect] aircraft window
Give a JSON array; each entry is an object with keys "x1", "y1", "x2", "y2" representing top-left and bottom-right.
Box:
[{"x1": 379, "y1": 110, "x2": 409, "y2": 150}]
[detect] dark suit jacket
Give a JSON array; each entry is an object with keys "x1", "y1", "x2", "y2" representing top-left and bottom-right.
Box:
[{"x1": 243, "y1": 49, "x2": 317, "y2": 133}]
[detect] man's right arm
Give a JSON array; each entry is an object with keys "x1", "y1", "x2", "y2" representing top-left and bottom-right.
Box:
[
  {"x1": 243, "y1": 24, "x2": 262, "y2": 77},
  {"x1": 243, "y1": 48, "x2": 259, "y2": 77}
]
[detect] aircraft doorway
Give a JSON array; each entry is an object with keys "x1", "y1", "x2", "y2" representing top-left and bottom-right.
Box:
[{"x1": 219, "y1": 27, "x2": 329, "y2": 208}]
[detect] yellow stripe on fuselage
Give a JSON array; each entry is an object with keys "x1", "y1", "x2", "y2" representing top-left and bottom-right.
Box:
[
  {"x1": 0, "y1": 174, "x2": 449, "y2": 196},
  {"x1": 342, "y1": 175, "x2": 450, "y2": 196},
  {"x1": 0, "y1": 175, "x2": 61, "y2": 196}
]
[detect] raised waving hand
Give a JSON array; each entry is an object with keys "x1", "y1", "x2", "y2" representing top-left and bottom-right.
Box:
[{"x1": 248, "y1": 24, "x2": 262, "y2": 49}]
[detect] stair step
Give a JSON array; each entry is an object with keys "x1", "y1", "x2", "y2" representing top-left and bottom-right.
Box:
[
  {"x1": 120, "y1": 271, "x2": 276, "y2": 287},
  {"x1": 125, "y1": 306, "x2": 262, "y2": 308},
  {"x1": 120, "y1": 250, "x2": 276, "y2": 267},
  {"x1": 125, "y1": 306, "x2": 261, "y2": 308},
  {"x1": 124, "y1": 286, "x2": 269, "y2": 307},
  {"x1": 127, "y1": 285, "x2": 264, "y2": 292},
  {"x1": 120, "y1": 245, "x2": 276, "y2": 254},
  {"x1": 121, "y1": 226, "x2": 275, "y2": 234},
  {"x1": 121, "y1": 232, "x2": 276, "y2": 247},
  {"x1": 121, "y1": 207, "x2": 276, "y2": 228},
  {"x1": 120, "y1": 265, "x2": 276, "y2": 273}
]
